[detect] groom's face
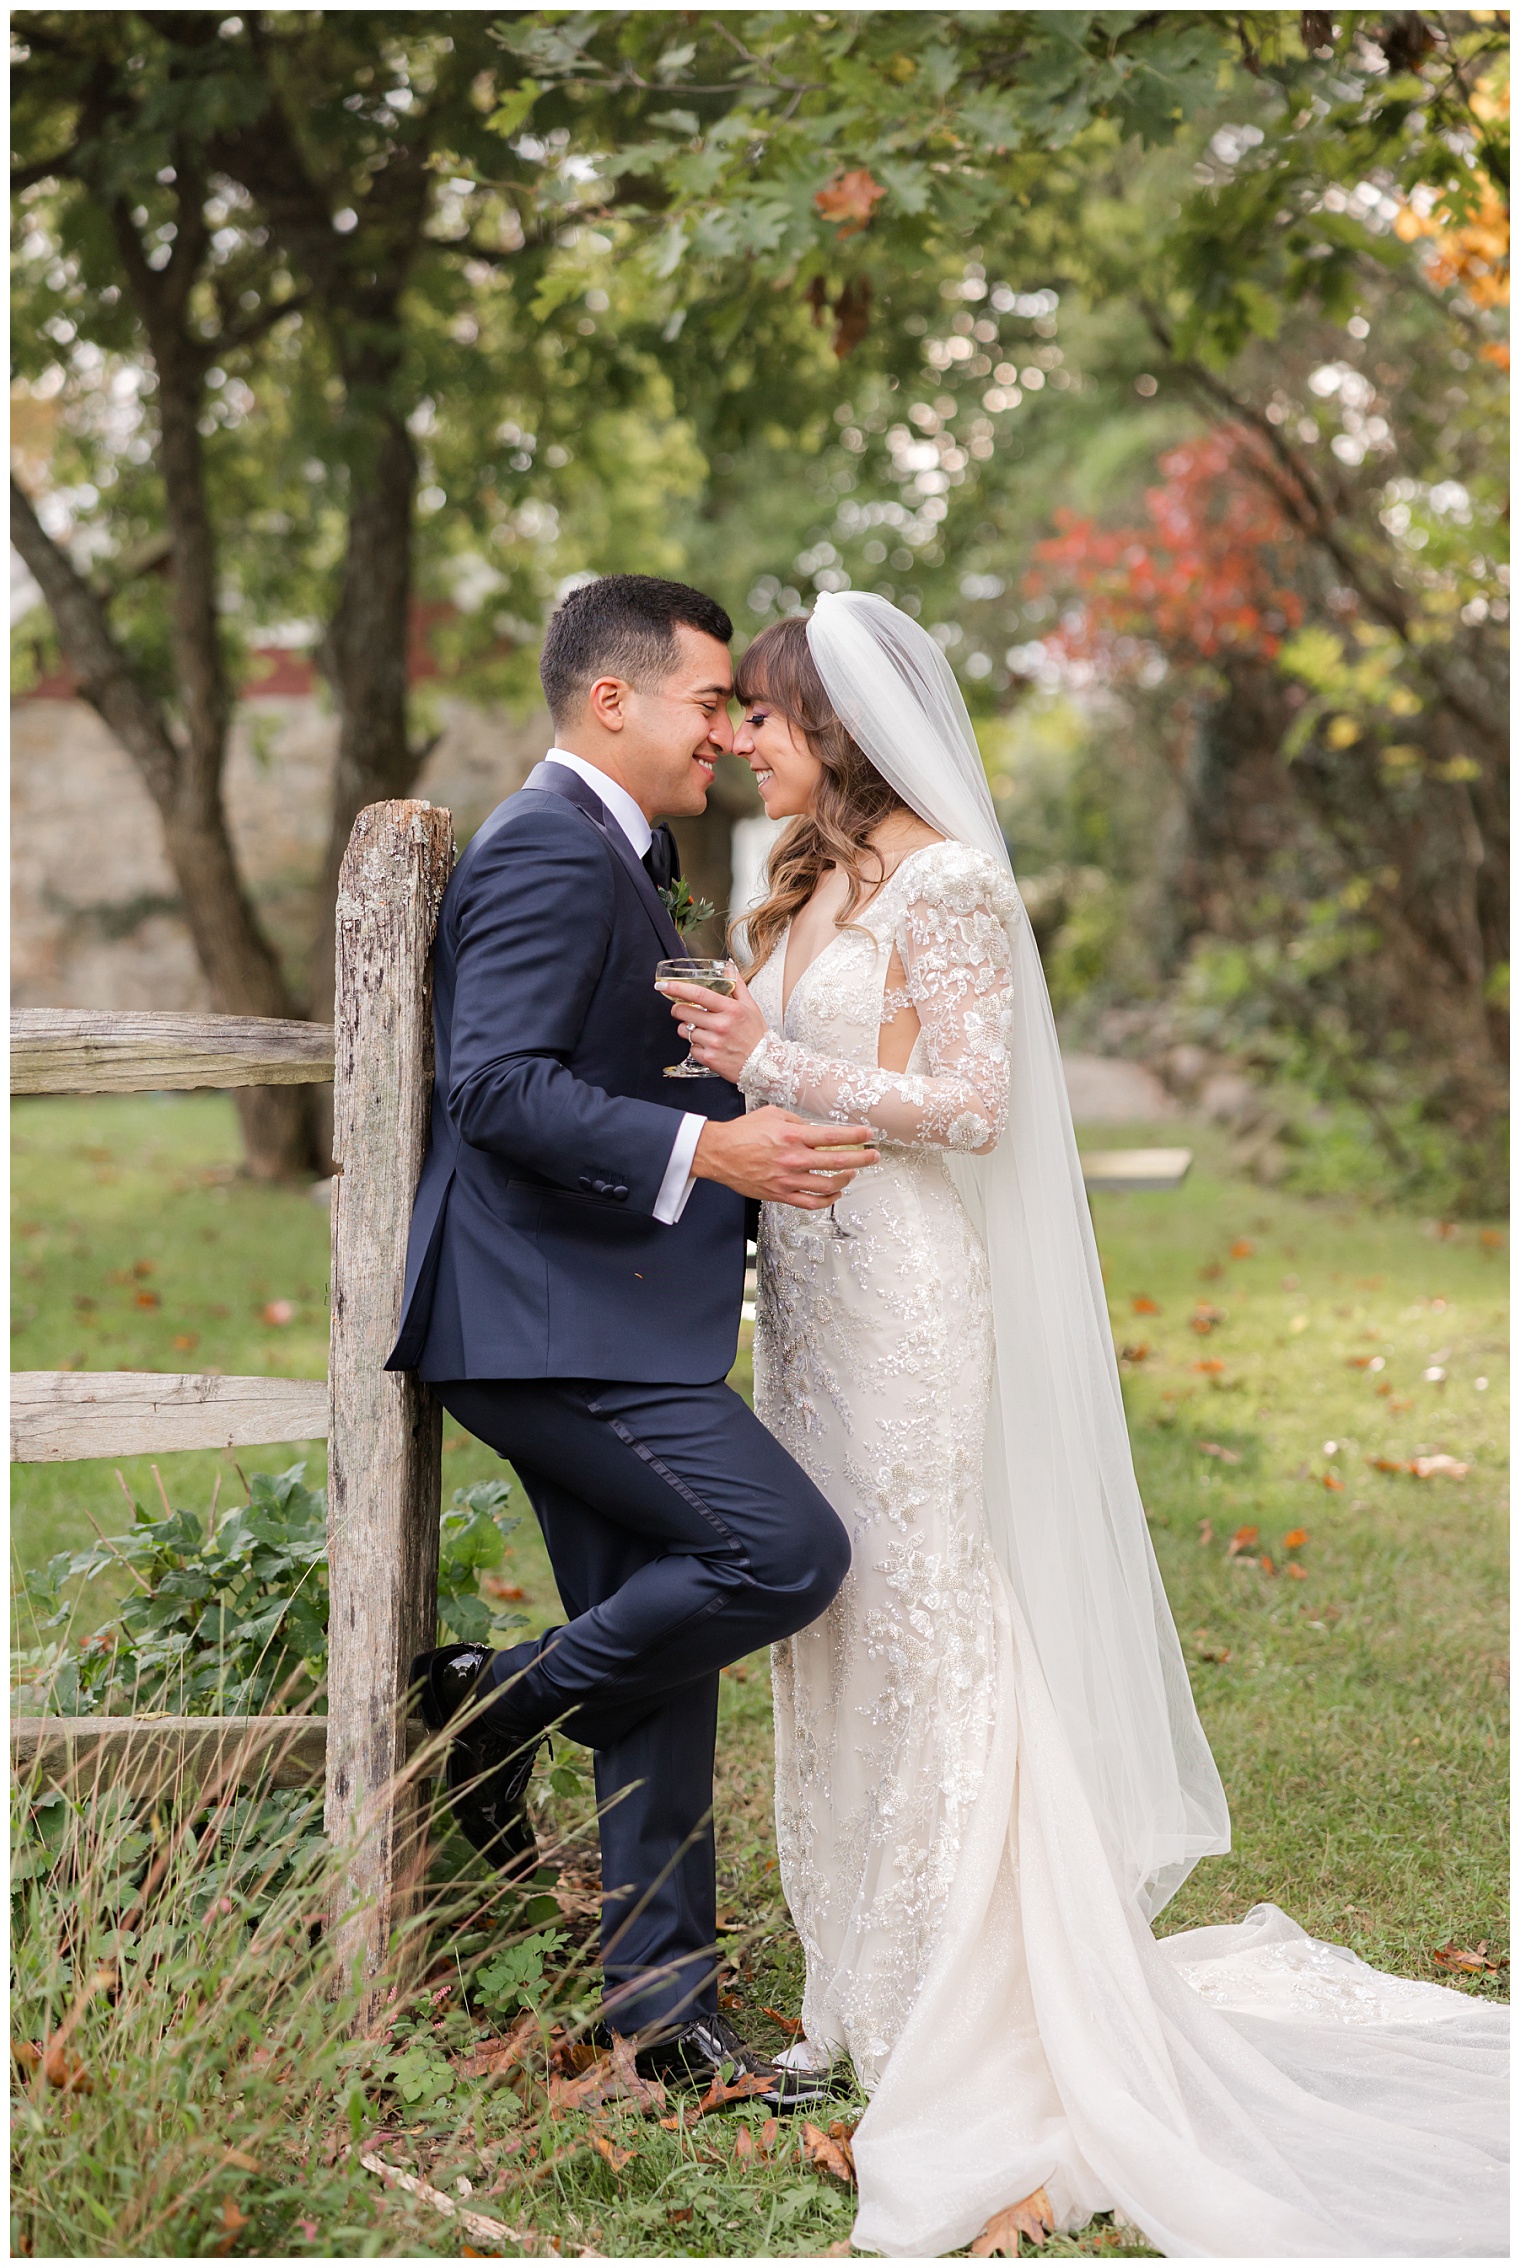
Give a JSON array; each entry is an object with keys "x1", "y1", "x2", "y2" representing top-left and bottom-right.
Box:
[{"x1": 622, "y1": 626, "x2": 735, "y2": 819}]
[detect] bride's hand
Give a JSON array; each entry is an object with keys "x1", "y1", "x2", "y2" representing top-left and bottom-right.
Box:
[{"x1": 658, "y1": 969, "x2": 769, "y2": 1081}]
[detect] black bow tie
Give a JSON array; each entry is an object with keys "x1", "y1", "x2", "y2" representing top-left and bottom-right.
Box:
[{"x1": 642, "y1": 824, "x2": 679, "y2": 895}]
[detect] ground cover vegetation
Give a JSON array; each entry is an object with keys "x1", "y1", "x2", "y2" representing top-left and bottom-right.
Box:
[
  {"x1": 11, "y1": 1093, "x2": 1507, "y2": 2256},
  {"x1": 11, "y1": 11, "x2": 1508, "y2": 1197}
]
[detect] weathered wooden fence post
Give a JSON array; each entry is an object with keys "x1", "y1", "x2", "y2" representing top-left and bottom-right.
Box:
[{"x1": 325, "y1": 798, "x2": 455, "y2": 2022}]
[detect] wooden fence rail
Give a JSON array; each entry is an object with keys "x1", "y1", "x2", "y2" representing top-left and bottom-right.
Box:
[
  {"x1": 11, "y1": 1008, "x2": 335, "y2": 1094},
  {"x1": 10, "y1": 1371, "x2": 329, "y2": 1463},
  {"x1": 11, "y1": 1714, "x2": 429, "y2": 1795}
]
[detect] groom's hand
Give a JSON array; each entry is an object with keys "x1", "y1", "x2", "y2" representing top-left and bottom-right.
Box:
[{"x1": 692, "y1": 1109, "x2": 877, "y2": 1209}]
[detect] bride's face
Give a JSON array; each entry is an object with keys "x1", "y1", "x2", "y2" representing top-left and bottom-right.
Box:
[{"x1": 734, "y1": 693, "x2": 825, "y2": 820}]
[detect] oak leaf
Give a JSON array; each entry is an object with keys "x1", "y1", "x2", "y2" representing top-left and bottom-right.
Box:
[
  {"x1": 590, "y1": 2130, "x2": 634, "y2": 2171},
  {"x1": 1283, "y1": 1528, "x2": 1309, "y2": 1550},
  {"x1": 970, "y1": 2187, "x2": 1055, "y2": 2254},
  {"x1": 814, "y1": 168, "x2": 887, "y2": 232},
  {"x1": 801, "y1": 2120, "x2": 856, "y2": 2184},
  {"x1": 549, "y1": 2035, "x2": 666, "y2": 2117},
  {"x1": 763, "y1": 2006, "x2": 804, "y2": 2036}
]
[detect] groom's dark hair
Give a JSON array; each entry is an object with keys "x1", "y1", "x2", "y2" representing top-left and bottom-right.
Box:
[{"x1": 539, "y1": 574, "x2": 733, "y2": 725}]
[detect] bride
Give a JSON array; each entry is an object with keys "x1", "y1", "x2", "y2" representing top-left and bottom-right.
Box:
[{"x1": 662, "y1": 590, "x2": 1507, "y2": 2258}]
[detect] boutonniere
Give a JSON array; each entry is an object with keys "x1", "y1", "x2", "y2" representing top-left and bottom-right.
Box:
[{"x1": 659, "y1": 876, "x2": 716, "y2": 935}]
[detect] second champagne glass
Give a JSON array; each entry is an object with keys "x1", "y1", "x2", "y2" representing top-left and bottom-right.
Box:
[{"x1": 655, "y1": 958, "x2": 736, "y2": 1079}]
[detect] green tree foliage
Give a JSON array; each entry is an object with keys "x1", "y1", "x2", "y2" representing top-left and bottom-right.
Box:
[{"x1": 12, "y1": 11, "x2": 1507, "y2": 1198}]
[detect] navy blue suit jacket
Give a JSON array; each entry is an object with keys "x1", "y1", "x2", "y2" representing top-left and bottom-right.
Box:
[{"x1": 386, "y1": 762, "x2": 749, "y2": 1383}]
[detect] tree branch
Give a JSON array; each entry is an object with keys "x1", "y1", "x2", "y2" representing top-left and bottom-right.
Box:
[
  {"x1": 12, "y1": 146, "x2": 81, "y2": 191},
  {"x1": 10, "y1": 476, "x2": 180, "y2": 811}
]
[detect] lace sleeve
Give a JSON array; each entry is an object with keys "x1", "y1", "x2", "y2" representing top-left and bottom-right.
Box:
[{"x1": 737, "y1": 847, "x2": 1017, "y2": 1154}]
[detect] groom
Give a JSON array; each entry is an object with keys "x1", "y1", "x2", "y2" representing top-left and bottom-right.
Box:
[{"x1": 389, "y1": 575, "x2": 870, "y2": 2106}]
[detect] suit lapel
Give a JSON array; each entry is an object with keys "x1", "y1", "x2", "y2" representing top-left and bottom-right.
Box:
[{"x1": 525, "y1": 761, "x2": 684, "y2": 957}]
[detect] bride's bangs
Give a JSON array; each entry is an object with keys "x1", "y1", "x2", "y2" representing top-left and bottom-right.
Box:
[{"x1": 734, "y1": 617, "x2": 826, "y2": 731}]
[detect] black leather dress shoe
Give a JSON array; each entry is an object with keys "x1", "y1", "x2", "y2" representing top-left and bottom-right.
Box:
[
  {"x1": 634, "y1": 2011, "x2": 846, "y2": 2111},
  {"x1": 410, "y1": 1642, "x2": 543, "y2": 1875}
]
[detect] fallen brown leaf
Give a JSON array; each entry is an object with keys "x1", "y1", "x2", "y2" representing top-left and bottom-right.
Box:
[
  {"x1": 1193, "y1": 1358, "x2": 1226, "y2": 1375},
  {"x1": 1433, "y1": 1941, "x2": 1508, "y2": 1975},
  {"x1": 548, "y1": 2035, "x2": 666, "y2": 2118},
  {"x1": 1191, "y1": 1305, "x2": 1226, "y2": 1334},
  {"x1": 1283, "y1": 1527, "x2": 1309, "y2": 1550},
  {"x1": 210, "y1": 2197, "x2": 250, "y2": 2258},
  {"x1": 220, "y1": 2148, "x2": 262, "y2": 2174},
  {"x1": 1230, "y1": 1239, "x2": 1255, "y2": 1259},
  {"x1": 1196, "y1": 1643, "x2": 1231, "y2": 1664},
  {"x1": 456, "y1": 2010, "x2": 541, "y2": 2083},
  {"x1": 1197, "y1": 1518, "x2": 1215, "y2": 1545},
  {"x1": 762, "y1": 2006, "x2": 805, "y2": 2037},
  {"x1": 1285, "y1": 1562, "x2": 1308, "y2": 1580},
  {"x1": 970, "y1": 2187, "x2": 1055, "y2": 2255},
  {"x1": 482, "y1": 1575, "x2": 526, "y2": 1602},
  {"x1": 660, "y1": 2068, "x2": 775, "y2": 2128},
  {"x1": 1131, "y1": 1294, "x2": 1161, "y2": 1315},
  {"x1": 1199, "y1": 1441, "x2": 1241, "y2": 1464},
  {"x1": 800, "y1": 2121, "x2": 856, "y2": 2185},
  {"x1": 667, "y1": 2206, "x2": 694, "y2": 2224},
  {"x1": 1413, "y1": 1454, "x2": 1470, "y2": 1479},
  {"x1": 590, "y1": 2130, "x2": 633, "y2": 2171},
  {"x1": 1226, "y1": 1525, "x2": 1259, "y2": 1557}
]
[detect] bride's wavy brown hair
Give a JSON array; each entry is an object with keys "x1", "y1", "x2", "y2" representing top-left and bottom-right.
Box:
[{"x1": 732, "y1": 616, "x2": 908, "y2": 973}]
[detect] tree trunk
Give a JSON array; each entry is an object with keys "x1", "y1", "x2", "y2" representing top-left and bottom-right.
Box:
[
  {"x1": 10, "y1": 476, "x2": 316, "y2": 1179},
  {"x1": 309, "y1": 405, "x2": 424, "y2": 1038}
]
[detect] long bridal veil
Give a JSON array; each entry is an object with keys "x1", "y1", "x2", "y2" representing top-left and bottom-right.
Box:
[
  {"x1": 806, "y1": 588, "x2": 1229, "y2": 1917},
  {"x1": 803, "y1": 591, "x2": 1506, "y2": 2260}
]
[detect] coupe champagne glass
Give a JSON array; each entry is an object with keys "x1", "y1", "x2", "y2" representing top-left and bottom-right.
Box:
[
  {"x1": 799, "y1": 1110, "x2": 856, "y2": 1240},
  {"x1": 656, "y1": 958, "x2": 736, "y2": 1079}
]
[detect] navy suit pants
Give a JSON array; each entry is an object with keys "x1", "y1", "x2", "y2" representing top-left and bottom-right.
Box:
[{"x1": 432, "y1": 1376, "x2": 850, "y2": 2034}]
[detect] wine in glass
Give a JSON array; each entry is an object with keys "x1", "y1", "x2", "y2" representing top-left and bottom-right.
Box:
[{"x1": 656, "y1": 958, "x2": 736, "y2": 1080}]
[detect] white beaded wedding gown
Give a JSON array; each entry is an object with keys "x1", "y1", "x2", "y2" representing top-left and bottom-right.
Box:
[{"x1": 739, "y1": 838, "x2": 1507, "y2": 2259}]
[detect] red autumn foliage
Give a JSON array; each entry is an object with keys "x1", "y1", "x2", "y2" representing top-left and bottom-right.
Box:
[{"x1": 1027, "y1": 426, "x2": 1306, "y2": 673}]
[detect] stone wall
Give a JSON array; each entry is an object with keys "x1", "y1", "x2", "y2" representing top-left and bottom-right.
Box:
[{"x1": 13, "y1": 693, "x2": 560, "y2": 1011}]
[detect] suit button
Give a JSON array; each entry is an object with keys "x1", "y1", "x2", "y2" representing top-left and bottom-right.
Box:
[
  {"x1": 612, "y1": 1185, "x2": 628, "y2": 1201},
  {"x1": 593, "y1": 1179, "x2": 609, "y2": 1194},
  {"x1": 579, "y1": 1176, "x2": 593, "y2": 1191}
]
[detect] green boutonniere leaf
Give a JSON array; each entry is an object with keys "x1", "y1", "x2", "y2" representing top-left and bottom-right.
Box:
[{"x1": 659, "y1": 876, "x2": 717, "y2": 934}]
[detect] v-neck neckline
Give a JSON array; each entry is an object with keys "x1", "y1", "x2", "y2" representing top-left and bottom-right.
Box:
[{"x1": 778, "y1": 841, "x2": 940, "y2": 1025}]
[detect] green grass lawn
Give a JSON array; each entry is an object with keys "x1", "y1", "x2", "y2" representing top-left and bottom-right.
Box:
[{"x1": 10, "y1": 1095, "x2": 1508, "y2": 2258}]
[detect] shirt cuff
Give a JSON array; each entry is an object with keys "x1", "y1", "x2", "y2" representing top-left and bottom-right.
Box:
[{"x1": 652, "y1": 1112, "x2": 705, "y2": 1225}]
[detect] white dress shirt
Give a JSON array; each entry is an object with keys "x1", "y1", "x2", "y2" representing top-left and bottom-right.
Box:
[{"x1": 543, "y1": 750, "x2": 703, "y2": 1225}]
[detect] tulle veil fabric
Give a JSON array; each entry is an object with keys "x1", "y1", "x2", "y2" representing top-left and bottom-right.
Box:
[
  {"x1": 805, "y1": 588, "x2": 1229, "y2": 1917},
  {"x1": 799, "y1": 592, "x2": 1506, "y2": 2260}
]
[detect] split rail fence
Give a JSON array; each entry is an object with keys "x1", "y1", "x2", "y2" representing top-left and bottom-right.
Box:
[
  {"x1": 11, "y1": 799, "x2": 454, "y2": 2018},
  {"x1": 10, "y1": 793, "x2": 1190, "y2": 2020}
]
